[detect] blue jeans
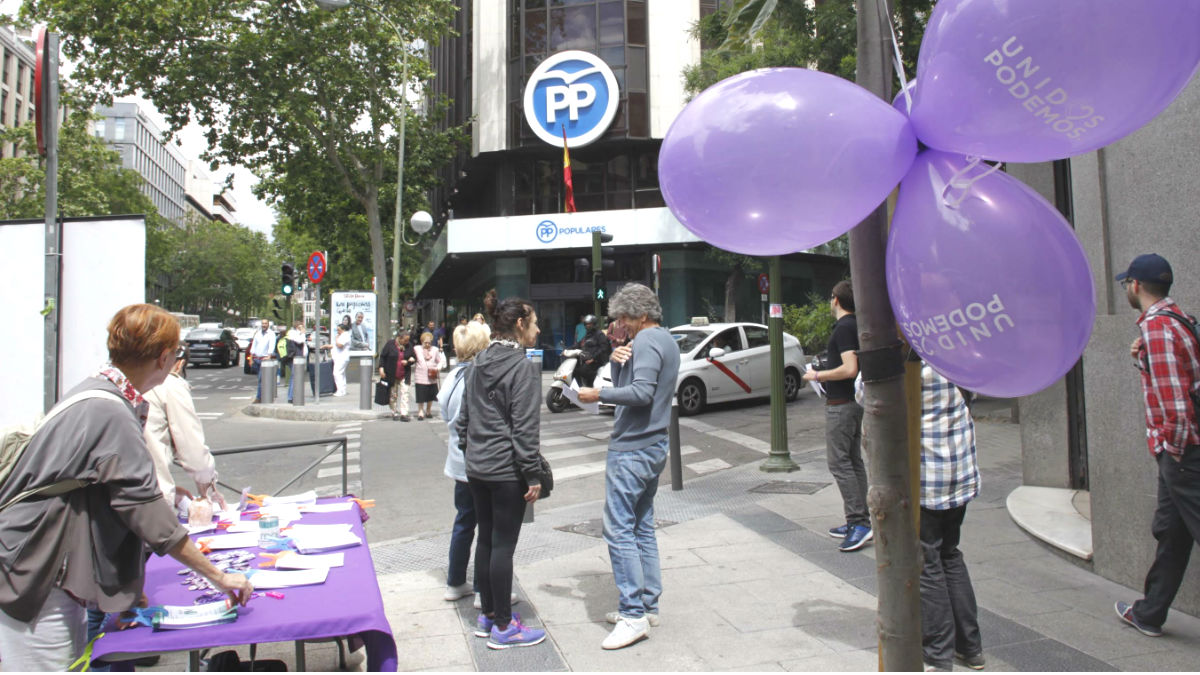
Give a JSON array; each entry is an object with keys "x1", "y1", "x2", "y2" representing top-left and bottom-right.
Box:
[
  {"x1": 85, "y1": 608, "x2": 111, "y2": 672},
  {"x1": 603, "y1": 439, "x2": 668, "y2": 619},
  {"x1": 448, "y1": 480, "x2": 477, "y2": 588}
]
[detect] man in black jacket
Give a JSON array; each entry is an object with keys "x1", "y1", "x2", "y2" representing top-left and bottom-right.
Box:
[{"x1": 577, "y1": 315, "x2": 612, "y2": 387}]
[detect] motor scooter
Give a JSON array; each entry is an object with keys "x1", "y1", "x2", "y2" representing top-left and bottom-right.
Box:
[{"x1": 545, "y1": 349, "x2": 612, "y2": 413}]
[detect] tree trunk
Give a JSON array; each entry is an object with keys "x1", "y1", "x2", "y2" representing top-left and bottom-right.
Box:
[
  {"x1": 363, "y1": 186, "x2": 390, "y2": 355},
  {"x1": 853, "y1": 0, "x2": 923, "y2": 671},
  {"x1": 724, "y1": 268, "x2": 739, "y2": 323}
]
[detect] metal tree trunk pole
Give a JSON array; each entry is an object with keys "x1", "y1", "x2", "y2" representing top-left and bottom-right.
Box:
[
  {"x1": 42, "y1": 32, "x2": 60, "y2": 413},
  {"x1": 761, "y1": 255, "x2": 798, "y2": 472},
  {"x1": 852, "y1": 0, "x2": 923, "y2": 670}
]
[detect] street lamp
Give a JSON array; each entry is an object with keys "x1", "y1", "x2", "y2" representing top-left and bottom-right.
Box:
[{"x1": 315, "y1": 0, "x2": 418, "y2": 333}]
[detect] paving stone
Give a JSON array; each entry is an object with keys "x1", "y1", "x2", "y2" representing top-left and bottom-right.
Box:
[
  {"x1": 986, "y1": 638, "x2": 1117, "y2": 672},
  {"x1": 393, "y1": 632, "x2": 472, "y2": 671}
]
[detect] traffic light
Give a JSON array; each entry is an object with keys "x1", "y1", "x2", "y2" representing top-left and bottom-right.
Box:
[
  {"x1": 271, "y1": 296, "x2": 285, "y2": 322},
  {"x1": 281, "y1": 262, "x2": 295, "y2": 296},
  {"x1": 592, "y1": 231, "x2": 614, "y2": 315}
]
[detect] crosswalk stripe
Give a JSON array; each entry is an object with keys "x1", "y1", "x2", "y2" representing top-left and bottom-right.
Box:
[
  {"x1": 197, "y1": 413, "x2": 223, "y2": 419},
  {"x1": 706, "y1": 429, "x2": 770, "y2": 454},
  {"x1": 687, "y1": 457, "x2": 732, "y2": 475},
  {"x1": 554, "y1": 446, "x2": 700, "y2": 481},
  {"x1": 543, "y1": 444, "x2": 609, "y2": 461},
  {"x1": 317, "y1": 464, "x2": 361, "y2": 478},
  {"x1": 677, "y1": 418, "x2": 719, "y2": 433},
  {"x1": 231, "y1": 396, "x2": 252, "y2": 400},
  {"x1": 321, "y1": 451, "x2": 361, "y2": 464}
]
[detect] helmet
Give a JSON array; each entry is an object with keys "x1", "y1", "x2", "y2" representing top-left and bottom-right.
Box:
[{"x1": 583, "y1": 314, "x2": 597, "y2": 326}]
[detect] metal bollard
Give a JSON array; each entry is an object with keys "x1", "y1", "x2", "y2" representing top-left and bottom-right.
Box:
[
  {"x1": 260, "y1": 361, "x2": 277, "y2": 405},
  {"x1": 292, "y1": 356, "x2": 306, "y2": 406},
  {"x1": 358, "y1": 357, "x2": 373, "y2": 410},
  {"x1": 670, "y1": 400, "x2": 683, "y2": 491}
]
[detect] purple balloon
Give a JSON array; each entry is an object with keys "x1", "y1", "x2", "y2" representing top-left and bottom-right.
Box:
[
  {"x1": 887, "y1": 150, "x2": 1096, "y2": 398},
  {"x1": 659, "y1": 68, "x2": 917, "y2": 256},
  {"x1": 910, "y1": 0, "x2": 1200, "y2": 162}
]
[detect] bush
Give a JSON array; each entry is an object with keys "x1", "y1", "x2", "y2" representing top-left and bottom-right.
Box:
[{"x1": 783, "y1": 293, "x2": 835, "y2": 355}]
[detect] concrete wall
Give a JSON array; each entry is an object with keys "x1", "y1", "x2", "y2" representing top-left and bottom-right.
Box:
[{"x1": 1018, "y1": 71, "x2": 1200, "y2": 614}]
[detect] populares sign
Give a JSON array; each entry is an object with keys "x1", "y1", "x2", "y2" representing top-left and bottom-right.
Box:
[{"x1": 524, "y1": 50, "x2": 619, "y2": 147}]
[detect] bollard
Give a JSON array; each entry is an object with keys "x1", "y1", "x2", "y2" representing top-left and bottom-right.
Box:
[
  {"x1": 260, "y1": 361, "x2": 277, "y2": 405},
  {"x1": 670, "y1": 400, "x2": 683, "y2": 491},
  {"x1": 358, "y1": 357, "x2": 373, "y2": 411},
  {"x1": 292, "y1": 356, "x2": 306, "y2": 406}
]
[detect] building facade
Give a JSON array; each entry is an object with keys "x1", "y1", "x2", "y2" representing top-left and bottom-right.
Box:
[
  {"x1": 0, "y1": 26, "x2": 38, "y2": 158},
  {"x1": 419, "y1": 0, "x2": 844, "y2": 354},
  {"x1": 94, "y1": 102, "x2": 188, "y2": 224}
]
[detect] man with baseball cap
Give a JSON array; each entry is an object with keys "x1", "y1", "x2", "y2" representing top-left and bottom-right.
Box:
[{"x1": 1112, "y1": 253, "x2": 1200, "y2": 638}]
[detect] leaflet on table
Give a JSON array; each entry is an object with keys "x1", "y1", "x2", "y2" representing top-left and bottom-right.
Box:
[
  {"x1": 248, "y1": 568, "x2": 330, "y2": 589},
  {"x1": 290, "y1": 531, "x2": 363, "y2": 554},
  {"x1": 196, "y1": 532, "x2": 260, "y2": 550},
  {"x1": 805, "y1": 364, "x2": 826, "y2": 397},
  {"x1": 300, "y1": 502, "x2": 355, "y2": 513},
  {"x1": 286, "y1": 523, "x2": 352, "y2": 537},
  {"x1": 273, "y1": 552, "x2": 345, "y2": 570},
  {"x1": 262, "y1": 490, "x2": 318, "y2": 507},
  {"x1": 153, "y1": 601, "x2": 238, "y2": 631},
  {"x1": 561, "y1": 384, "x2": 600, "y2": 414}
]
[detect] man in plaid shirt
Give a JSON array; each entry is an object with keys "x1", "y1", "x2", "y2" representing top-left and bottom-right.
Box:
[{"x1": 1113, "y1": 254, "x2": 1200, "y2": 638}]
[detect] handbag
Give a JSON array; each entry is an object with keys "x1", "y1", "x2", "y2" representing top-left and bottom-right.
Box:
[
  {"x1": 536, "y1": 455, "x2": 554, "y2": 500},
  {"x1": 374, "y1": 381, "x2": 390, "y2": 406}
]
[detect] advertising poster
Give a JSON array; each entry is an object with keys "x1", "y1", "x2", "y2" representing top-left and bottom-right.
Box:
[{"x1": 331, "y1": 291, "x2": 377, "y2": 355}]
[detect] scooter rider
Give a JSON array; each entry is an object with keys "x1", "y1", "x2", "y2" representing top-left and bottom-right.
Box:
[{"x1": 577, "y1": 315, "x2": 612, "y2": 387}]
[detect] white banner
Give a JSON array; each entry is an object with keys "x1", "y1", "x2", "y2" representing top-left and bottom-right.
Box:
[
  {"x1": 331, "y1": 291, "x2": 377, "y2": 356},
  {"x1": 446, "y1": 206, "x2": 703, "y2": 254}
]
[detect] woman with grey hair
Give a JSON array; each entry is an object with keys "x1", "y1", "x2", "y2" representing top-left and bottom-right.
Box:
[{"x1": 607, "y1": 282, "x2": 663, "y2": 323}]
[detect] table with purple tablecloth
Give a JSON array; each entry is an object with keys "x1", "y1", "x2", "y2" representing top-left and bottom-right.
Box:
[{"x1": 92, "y1": 497, "x2": 397, "y2": 671}]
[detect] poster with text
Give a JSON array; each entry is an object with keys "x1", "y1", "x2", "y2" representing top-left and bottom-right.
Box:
[{"x1": 331, "y1": 291, "x2": 377, "y2": 355}]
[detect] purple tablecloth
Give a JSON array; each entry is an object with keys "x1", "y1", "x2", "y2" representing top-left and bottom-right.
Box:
[{"x1": 92, "y1": 498, "x2": 397, "y2": 671}]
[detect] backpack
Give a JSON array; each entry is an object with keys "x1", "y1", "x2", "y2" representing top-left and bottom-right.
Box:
[
  {"x1": 1149, "y1": 309, "x2": 1200, "y2": 410},
  {"x1": 0, "y1": 390, "x2": 123, "y2": 513},
  {"x1": 276, "y1": 335, "x2": 292, "y2": 359}
]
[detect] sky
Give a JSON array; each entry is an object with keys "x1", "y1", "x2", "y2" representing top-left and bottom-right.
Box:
[{"x1": 2, "y1": 1, "x2": 278, "y2": 238}]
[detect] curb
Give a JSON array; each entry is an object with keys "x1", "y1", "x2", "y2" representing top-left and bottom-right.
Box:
[{"x1": 242, "y1": 404, "x2": 393, "y2": 422}]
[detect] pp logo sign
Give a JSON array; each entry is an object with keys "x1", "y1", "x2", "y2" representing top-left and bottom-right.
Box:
[{"x1": 524, "y1": 50, "x2": 619, "y2": 148}]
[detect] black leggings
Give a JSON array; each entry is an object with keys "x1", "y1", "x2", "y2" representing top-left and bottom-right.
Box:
[{"x1": 468, "y1": 478, "x2": 527, "y2": 627}]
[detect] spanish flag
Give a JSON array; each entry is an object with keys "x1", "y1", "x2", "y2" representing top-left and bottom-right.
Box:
[{"x1": 562, "y1": 127, "x2": 577, "y2": 213}]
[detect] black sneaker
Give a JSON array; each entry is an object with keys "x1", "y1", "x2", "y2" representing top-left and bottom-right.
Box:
[
  {"x1": 1115, "y1": 601, "x2": 1163, "y2": 637},
  {"x1": 955, "y1": 651, "x2": 986, "y2": 670},
  {"x1": 828, "y1": 523, "x2": 850, "y2": 538}
]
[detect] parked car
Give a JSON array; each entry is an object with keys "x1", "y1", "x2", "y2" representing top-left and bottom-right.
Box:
[
  {"x1": 234, "y1": 327, "x2": 256, "y2": 353},
  {"x1": 592, "y1": 320, "x2": 806, "y2": 416},
  {"x1": 186, "y1": 328, "x2": 239, "y2": 367}
]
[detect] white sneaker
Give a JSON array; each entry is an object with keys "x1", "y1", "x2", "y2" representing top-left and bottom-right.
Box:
[
  {"x1": 602, "y1": 616, "x2": 649, "y2": 650},
  {"x1": 444, "y1": 583, "x2": 473, "y2": 601},
  {"x1": 605, "y1": 611, "x2": 659, "y2": 627},
  {"x1": 345, "y1": 645, "x2": 367, "y2": 672},
  {"x1": 473, "y1": 592, "x2": 520, "y2": 610}
]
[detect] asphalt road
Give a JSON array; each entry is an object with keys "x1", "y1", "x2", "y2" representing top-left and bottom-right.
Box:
[{"x1": 180, "y1": 363, "x2": 830, "y2": 544}]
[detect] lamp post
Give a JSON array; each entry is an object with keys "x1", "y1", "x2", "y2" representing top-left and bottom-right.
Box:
[{"x1": 315, "y1": 0, "x2": 429, "y2": 340}]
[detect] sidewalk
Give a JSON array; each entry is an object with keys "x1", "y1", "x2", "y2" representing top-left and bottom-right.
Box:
[{"x1": 372, "y1": 418, "x2": 1200, "y2": 672}]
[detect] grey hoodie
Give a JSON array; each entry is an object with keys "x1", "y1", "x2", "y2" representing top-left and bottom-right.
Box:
[{"x1": 455, "y1": 343, "x2": 542, "y2": 485}]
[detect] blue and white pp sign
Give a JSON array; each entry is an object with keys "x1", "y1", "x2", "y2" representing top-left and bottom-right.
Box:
[{"x1": 523, "y1": 50, "x2": 619, "y2": 148}]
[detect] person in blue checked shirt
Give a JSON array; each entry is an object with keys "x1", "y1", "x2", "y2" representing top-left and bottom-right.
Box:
[{"x1": 912, "y1": 354, "x2": 985, "y2": 672}]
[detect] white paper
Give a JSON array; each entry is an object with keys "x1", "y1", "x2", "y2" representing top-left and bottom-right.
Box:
[
  {"x1": 273, "y1": 552, "x2": 345, "y2": 570},
  {"x1": 290, "y1": 531, "x2": 363, "y2": 554},
  {"x1": 263, "y1": 490, "x2": 318, "y2": 507},
  {"x1": 805, "y1": 364, "x2": 826, "y2": 397},
  {"x1": 249, "y1": 568, "x2": 330, "y2": 589},
  {"x1": 287, "y1": 524, "x2": 353, "y2": 537},
  {"x1": 300, "y1": 502, "x2": 355, "y2": 513},
  {"x1": 155, "y1": 601, "x2": 237, "y2": 630},
  {"x1": 196, "y1": 532, "x2": 260, "y2": 550},
  {"x1": 186, "y1": 522, "x2": 217, "y2": 536},
  {"x1": 561, "y1": 385, "x2": 600, "y2": 414}
]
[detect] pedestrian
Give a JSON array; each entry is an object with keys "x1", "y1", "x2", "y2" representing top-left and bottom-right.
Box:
[
  {"x1": 472, "y1": 312, "x2": 492, "y2": 339},
  {"x1": 455, "y1": 289, "x2": 547, "y2": 649},
  {"x1": 378, "y1": 332, "x2": 415, "y2": 421},
  {"x1": 913, "y1": 358, "x2": 984, "y2": 672},
  {"x1": 606, "y1": 317, "x2": 630, "y2": 348},
  {"x1": 0, "y1": 304, "x2": 252, "y2": 672},
  {"x1": 285, "y1": 320, "x2": 315, "y2": 402},
  {"x1": 574, "y1": 316, "x2": 587, "y2": 346},
  {"x1": 577, "y1": 283, "x2": 681, "y2": 650},
  {"x1": 438, "y1": 321, "x2": 490, "y2": 602},
  {"x1": 1113, "y1": 254, "x2": 1200, "y2": 638},
  {"x1": 322, "y1": 323, "x2": 352, "y2": 396},
  {"x1": 428, "y1": 320, "x2": 442, "y2": 350},
  {"x1": 350, "y1": 312, "x2": 371, "y2": 351},
  {"x1": 577, "y1": 314, "x2": 612, "y2": 387},
  {"x1": 414, "y1": 332, "x2": 446, "y2": 420},
  {"x1": 802, "y1": 280, "x2": 871, "y2": 552},
  {"x1": 249, "y1": 318, "x2": 277, "y2": 403}
]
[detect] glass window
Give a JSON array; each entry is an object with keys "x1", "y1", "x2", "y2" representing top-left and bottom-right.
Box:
[
  {"x1": 94, "y1": 118, "x2": 106, "y2": 137},
  {"x1": 114, "y1": 118, "x2": 127, "y2": 140},
  {"x1": 634, "y1": 190, "x2": 665, "y2": 208},
  {"x1": 527, "y1": 0, "x2": 547, "y2": 7},
  {"x1": 744, "y1": 325, "x2": 769, "y2": 348},
  {"x1": 525, "y1": 10, "x2": 547, "y2": 55},
  {"x1": 0, "y1": 91, "x2": 7, "y2": 127},
  {"x1": 673, "y1": 329, "x2": 712, "y2": 354},
  {"x1": 599, "y1": 2, "x2": 624, "y2": 45},
  {"x1": 626, "y1": 47, "x2": 647, "y2": 91},
  {"x1": 626, "y1": 0, "x2": 646, "y2": 45},
  {"x1": 707, "y1": 328, "x2": 743, "y2": 356},
  {"x1": 15, "y1": 64, "x2": 24, "y2": 94},
  {"x1": 550, "y1": 5, "x2": 597, "y2": 51},
  {"x1": 628, "y1": 92, "x2": 648, "y2": 137},
  {"x1": 509, "y1": 6, "x2": 522, "y2": 60},
  {"x1": 1, "y1": 52, "x2": 8, "y2": 83},
  {"x1": 599, "y1": 45, "x2": 625, "y2": 67},
  {"x1": 606, "y1": 155, "x2": 631, "y2": 192}
]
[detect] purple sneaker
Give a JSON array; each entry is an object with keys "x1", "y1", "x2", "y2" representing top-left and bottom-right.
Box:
[
  {"x1": 475, "y1": 611, "x2": 512, "y2": 638},
  {"x1": 487, "y1": 615, "x2": 546, "y2": 649}
]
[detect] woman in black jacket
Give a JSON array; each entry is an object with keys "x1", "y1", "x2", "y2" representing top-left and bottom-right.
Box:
[
  {"x1": 454, "y1": 289, "x2": 547, "y2": 649},
  {"x1": 377, "y1": 332, "x2": 415, "y2": 421}
]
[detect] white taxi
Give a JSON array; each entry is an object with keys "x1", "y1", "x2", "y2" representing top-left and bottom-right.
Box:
[{"x1": 595, "y1": 319, "x2": 807, "y2": 415}]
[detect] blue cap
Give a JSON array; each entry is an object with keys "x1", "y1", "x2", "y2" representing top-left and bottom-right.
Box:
[{"x1": 1115, "y1": 253, "x2": 1173, "y2": 285}]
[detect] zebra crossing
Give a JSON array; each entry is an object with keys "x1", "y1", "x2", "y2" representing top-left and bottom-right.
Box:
[
  {"x1": 315, "y1": 422, "x2": 364, "y2": 496},
  {"x1": 431, "y1": 410, "x2": 766, "y2": 484}
]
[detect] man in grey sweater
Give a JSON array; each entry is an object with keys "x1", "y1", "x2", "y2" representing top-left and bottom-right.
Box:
[{"x1": 579, "y1": 283, "x2": 680, "y2": 650}]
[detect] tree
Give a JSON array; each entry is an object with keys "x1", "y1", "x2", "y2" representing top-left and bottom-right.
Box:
[
  {"x1": 156, "y1": 216, "x2": 280, "y2": 320},
  {"x1": 26, "y1": 0, "x2": 467, "y2": 352}
]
